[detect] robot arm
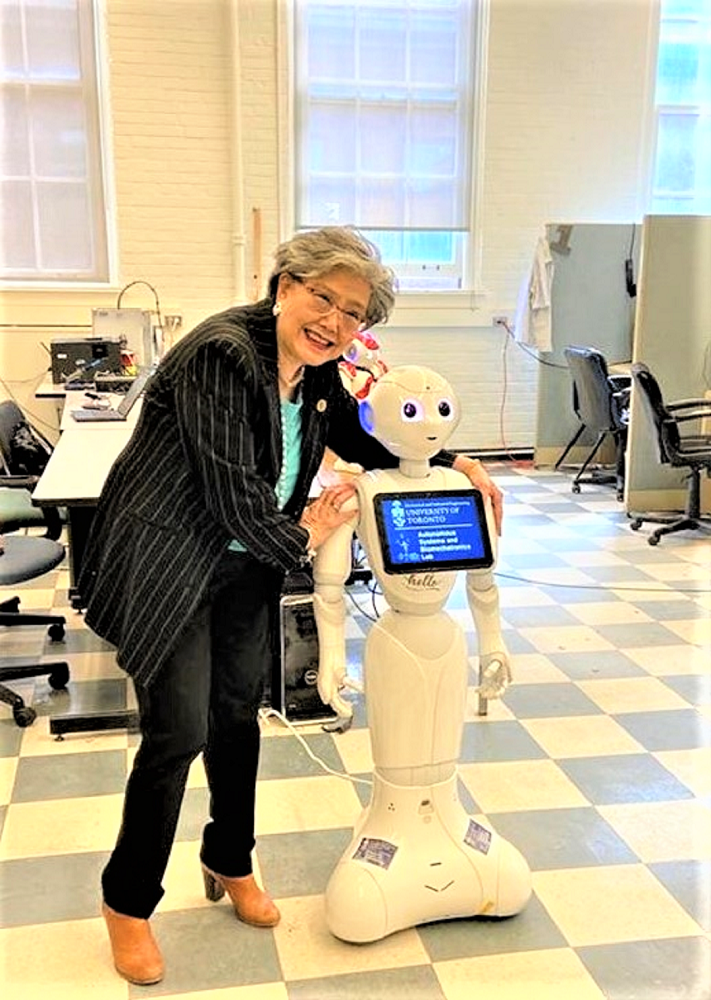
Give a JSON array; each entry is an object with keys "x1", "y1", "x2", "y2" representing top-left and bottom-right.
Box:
[
  {"x1": 312, "y1": 496, "x2": 361, "y2": 718},
  {"x1": 465, "y1": 499, "x2": 512, "y2": 700}
]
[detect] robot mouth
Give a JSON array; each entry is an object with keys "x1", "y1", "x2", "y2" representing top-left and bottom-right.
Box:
[{"x1": 424, "y1": 880, "x2": 455, "y2": 892}]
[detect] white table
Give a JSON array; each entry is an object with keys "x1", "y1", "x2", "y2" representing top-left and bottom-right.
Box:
[{"x1": 32, "y1": 403, "x2": 139, "y2": 607}]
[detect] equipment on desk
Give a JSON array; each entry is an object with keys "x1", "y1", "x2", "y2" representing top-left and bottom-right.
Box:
[
  {"x1": 92, "y1": 306, "x2": 160, "y2": 368},
  {"x1": 51, "y1": 337, "x2": 123, "y2": 385},
  {"x1": 70, "y1": 367, "x2": 152, "y2": 423}
]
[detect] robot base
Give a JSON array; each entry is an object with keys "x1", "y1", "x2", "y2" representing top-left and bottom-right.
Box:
[{"x1": 325, "y1": 772, "x2": 531, "y2": 943}]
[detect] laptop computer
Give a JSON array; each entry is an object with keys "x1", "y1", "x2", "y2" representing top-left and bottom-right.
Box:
[{"x1": 70, "y1": 368, "x2": 153, "y2": 423}]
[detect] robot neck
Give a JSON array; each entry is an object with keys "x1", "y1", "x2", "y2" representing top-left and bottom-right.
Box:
[{"x1": 398, "y1": 458, "x2": 432, "y2": 479}]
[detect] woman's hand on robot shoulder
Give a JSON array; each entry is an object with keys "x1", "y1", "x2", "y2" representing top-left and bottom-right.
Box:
[{"x1": 453, "y1": 456, "x2": 504, "y2": 535}]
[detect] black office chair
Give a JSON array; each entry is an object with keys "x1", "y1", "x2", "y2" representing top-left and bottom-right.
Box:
[
  {"x1": 555, "y1": 345, "x2": 631, "y2": 500},
  {"x1": 0, "y1": 400, "x2": 62, "y2": 540},
  {"x1": 629, "y1": 363, "x2": 711, "y2": 545}
]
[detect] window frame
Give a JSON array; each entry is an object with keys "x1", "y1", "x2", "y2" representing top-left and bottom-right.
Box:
[
  {"x1": 649, "y1": 0, "x2": 711, "y2": 214},
  {"x1": 0, "y1": 0, "x2": 117, "y2": 289},
  {"x1": 281, "y1": 0, "x2": 490, "y2": 304}
]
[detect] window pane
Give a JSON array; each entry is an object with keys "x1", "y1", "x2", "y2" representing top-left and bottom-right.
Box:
[
  {"x1": 655, "y1": 112, "x2": 698, "y2": 193},
  {"x1": 359, "y1": 105, "x2": 406, "y2": 173},
  {"x1": 37, "y1": 180, "x2": 92, "y2": 269},
  {"x1": 359, "y1": 10, "x2": 407, "y2": 81},
  {"x1": 26, "y1": 0, "x2": 81, "y2": 81},
  {"x1": 0, "y1": 0, "x2": 24, "y2": 78},
  {"x1": 306, "y1": 5, "x2": 355, "y2": 78},
  {"x1": 411, "y1": 106, "x2": 457, "y2": 174},
  {"x1": 307, "y1": 176, "x2": 356, "y2": 224},
  {"x1": 308, "y1": 104, "x2": 357, "y2": 171},
  {"x1": 410, "y1": 11, "x2": 458, "y2": 86},
  {"x1": 0, "y1": 180, "x2": 36, "y2": 268},
  {"x1": 31, "y1": 87, "x2": 87, "y2": 176},
  {"x1": 0, "y1": 87, "x2": 31, "y2": 173}
]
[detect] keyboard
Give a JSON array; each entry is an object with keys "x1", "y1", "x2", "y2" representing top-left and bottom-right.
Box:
[{"x1": 71, "y1": 408, "x2": 127, "y2": 422}]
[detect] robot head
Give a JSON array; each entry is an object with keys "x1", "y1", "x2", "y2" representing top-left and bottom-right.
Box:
[{"x1": 359, "y1": 365, "x2": 461, "y2": 460}]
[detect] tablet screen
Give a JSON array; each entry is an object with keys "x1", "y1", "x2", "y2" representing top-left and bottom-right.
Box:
[{"x1": 373, "y1": 489, "x2": 493, "y2": 575}]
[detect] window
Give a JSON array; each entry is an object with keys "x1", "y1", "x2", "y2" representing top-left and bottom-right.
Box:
[
  {"x1": 293, "y1": 0, "x2": 483, "y2": 290},
  {"x1": 0, "y1": 0, "x2": 111, "y2": 284},
  {"x1": 651, "y1": 0, "x2": 711, "y2": 213}
]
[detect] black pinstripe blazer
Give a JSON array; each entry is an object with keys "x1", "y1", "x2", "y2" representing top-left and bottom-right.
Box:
[{"x1": 78, "y1": 299, "x2": 456, "y2": 686}]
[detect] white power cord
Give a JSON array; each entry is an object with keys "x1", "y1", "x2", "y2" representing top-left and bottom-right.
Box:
[{"x1": 258, "y1": 706, "x2": 372, "y2": 787}]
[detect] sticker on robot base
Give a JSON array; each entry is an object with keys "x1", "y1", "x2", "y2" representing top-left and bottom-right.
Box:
[
  {"x1": 464, "y1": 819, "x2": 492, "y2": 855},
  {"x1": 353, "y1": 837, "x2": 398, "y2": 869}
]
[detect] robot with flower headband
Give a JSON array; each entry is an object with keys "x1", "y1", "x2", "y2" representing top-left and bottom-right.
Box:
[{"x1": 311, "y1": 359, "x2": 529, "y2": 944}]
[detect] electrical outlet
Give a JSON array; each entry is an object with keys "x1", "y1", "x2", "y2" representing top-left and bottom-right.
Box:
[
  {"x1": 163, "y1": 314, "x2": 183, "y2": 333},
  {"x1": 492, "y1": 314, "x2": 510, "y2": 328}
]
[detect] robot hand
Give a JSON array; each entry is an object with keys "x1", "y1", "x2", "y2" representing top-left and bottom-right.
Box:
[
  {"x1": 312, "y1": 591, "x2": 363, "y2": 719},
  {"x1": 476, "y1": 652, "x2": 513, "y2": 700}
]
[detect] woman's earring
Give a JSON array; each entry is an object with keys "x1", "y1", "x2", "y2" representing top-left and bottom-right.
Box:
[{"x1": 273, "y1": 301, "x2": 282, "y2": 317}]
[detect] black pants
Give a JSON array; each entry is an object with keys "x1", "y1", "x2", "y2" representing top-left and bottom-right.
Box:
[{"x1": 101, "y1": 552, "x2": 283, "y2": 919}]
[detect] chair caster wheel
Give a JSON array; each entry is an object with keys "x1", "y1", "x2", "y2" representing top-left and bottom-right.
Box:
[
  {"x1": 648, "y1": 535, "x2": 660, "y2": 546},
  {"x1": 48, "y1": 623, "x2": 65, "y2": 642},
  {"x1": 630, "y1": 520, "x2": 642, "y2": 531},
  {"x1": 14, "y1": 705, "x2": 36, "y2": 727},
  {"x1": 49, "y1": 664, "x2": 70, "y2": 690},
  {"x1": 572, "y1": 484, "x2": 581, "y2": 494}
]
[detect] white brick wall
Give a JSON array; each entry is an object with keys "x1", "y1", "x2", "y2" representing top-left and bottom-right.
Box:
[{"x1": 1, "y1": 0, "x2": 657, "y2": 450}]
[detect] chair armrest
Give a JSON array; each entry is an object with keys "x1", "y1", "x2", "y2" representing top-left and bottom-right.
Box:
[
  {"x1": 667, "y1": 397, "x2": 711, "y2": 413},
  {"x1": 0, "y1": 474, "x2": 39, "y2": 490},
  {"x1": 671, "y1": 409, "x2": 711, "y2": 425}
]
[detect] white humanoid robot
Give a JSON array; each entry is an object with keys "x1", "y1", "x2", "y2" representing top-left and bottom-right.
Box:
[{"x1": 312, "y1": 365, "x2": 532, "y2": 943}]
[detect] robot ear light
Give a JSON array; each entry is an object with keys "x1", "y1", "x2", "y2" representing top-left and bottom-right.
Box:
[{"x1": 359, "y1": 399, "x2": 375, "y2": 435}]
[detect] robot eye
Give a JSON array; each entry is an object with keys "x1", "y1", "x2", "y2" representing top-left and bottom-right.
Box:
[
  {"x1": 438, "y1": 398, "x2": 455, "y2": 420},
  {"x1": 401, "y1": 399, "x2": 424, "y2": 421}
]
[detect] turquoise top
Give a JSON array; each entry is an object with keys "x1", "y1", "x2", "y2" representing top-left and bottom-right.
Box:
[{"x1": 228, "y1": 396, "x2": 303, "y2": 552}]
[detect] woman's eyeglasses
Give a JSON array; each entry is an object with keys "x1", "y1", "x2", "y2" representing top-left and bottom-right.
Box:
[{"x1": 292, "y1": 276, "x2": 367, "y2": 333}]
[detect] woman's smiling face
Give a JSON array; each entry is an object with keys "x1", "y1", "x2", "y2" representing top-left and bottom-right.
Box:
[{"x1": 275, "y1": 268, "x2": 372, "y2": 370}]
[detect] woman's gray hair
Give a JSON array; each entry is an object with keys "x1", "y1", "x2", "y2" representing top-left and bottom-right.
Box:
[{"x1": 268, "y1": 226, "x2": 397, "y2": 327}]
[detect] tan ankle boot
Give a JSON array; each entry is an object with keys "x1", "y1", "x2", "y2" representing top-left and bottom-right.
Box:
[
  {"x1": 202, "y1": 866, "x2": 280, "y2": 927},
  {"x1": 102, "y1": 902, "x2": 164, "y2": 984}
]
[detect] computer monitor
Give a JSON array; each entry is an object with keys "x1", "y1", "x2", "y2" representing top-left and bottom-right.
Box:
[{"x1": 374, "y1": 489, "x2": 494, "y2": 575}]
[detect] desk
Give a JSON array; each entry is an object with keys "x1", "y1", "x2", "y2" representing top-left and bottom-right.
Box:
[
  {"x1": 32, "y1": 404, "x2": 138, "y2": 608},
  {"x1": 32, "y1": 402, "x2": 139, "y2": 737},
  {"x1": 35, "y1": 379, "x2": 67, "y2": 399}
]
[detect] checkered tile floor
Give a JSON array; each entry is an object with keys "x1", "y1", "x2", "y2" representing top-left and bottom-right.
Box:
[{"x1": 1, "y1": 466, "x2": 710, "y2": 999}]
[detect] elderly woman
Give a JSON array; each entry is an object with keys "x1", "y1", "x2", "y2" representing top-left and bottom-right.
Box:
[{"x1": 80, "y1": 226, "x2": 503, "y2": 984}]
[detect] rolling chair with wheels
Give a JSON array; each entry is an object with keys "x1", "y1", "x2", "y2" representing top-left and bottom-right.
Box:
[
  {"x1": 0, "y1": 399, "x2": 62, "y2": 540},
  {"x1": 555, "y1": 346, "x2": 631, "y2": 500},
  {"x1": 629, "y1": 363, "x2": 711, "y2": 546},
  {"x1": 0, "y1": 483, "x2": 69, "y2": 725}
]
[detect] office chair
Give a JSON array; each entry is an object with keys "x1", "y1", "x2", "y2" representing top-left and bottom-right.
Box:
[
  {"x1": 629, "y1": 363, "x2": 711, "y2": 546},
  {"x1": 0, "y1": 400, "x2": 62, "y2": 540},
  {"x1": 555, "y1": 345, "x2": 631, "y2": 500}
]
